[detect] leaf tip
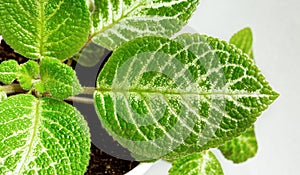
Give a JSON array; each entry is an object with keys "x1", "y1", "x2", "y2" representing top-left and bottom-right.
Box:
[
  {"x1": 242, "y1": 27, "x2": 252, "y2": 33},
  {"x1": 271, "y1": 90, "x2": 280, "y2": 101},
  {"x1": 236, "y1": 27, "x2": 253, "y2": 36}
]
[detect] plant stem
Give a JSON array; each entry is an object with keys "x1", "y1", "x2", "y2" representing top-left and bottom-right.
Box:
[
  {"x1": 1, "y1": 84, "x2": 27, "y2": 94},
  {"x1": 1, "y1": 84, "x2": 96, "y2": 104},
  {"x1": 67, "y1": 58, "x2": 73, "y2": 66},
  {"x1": 1, "y1": 84, "x2": 95, "y2": 95},
  {"x1": 65, "y1": 96, "x2": 94, "y2": 105}
]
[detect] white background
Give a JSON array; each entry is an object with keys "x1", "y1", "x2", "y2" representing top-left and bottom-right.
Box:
[{"x1": 144, "y1": 0, "x2": 300, "y2": 175}]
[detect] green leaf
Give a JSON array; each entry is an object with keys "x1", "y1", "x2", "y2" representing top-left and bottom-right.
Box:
[
  {"x1": 37, "y1": 58, "x2": 83, "y2": 100},
  {"x1": 0, "y1": 94, "x2": 90, "y2": 174},
  {"x1": 0, "y1": 0, "x2": 91, "y2": 60},
  {"x1": 86, "y1": 0, "x2": 94, "y2": 13},
  {"x1": 94, "y1": 34, "x2": 279, "y2": 160},
  {"x1": 230, "y1": 27, "x2": 254, "y2": 59},
  {"x1": 168, "y1": 151, "x2": 224, "y2": 175},
  {"x1": 219, "y1": 126, "x2": 257, "y2": 163},
  {"x1": 18, "y1": 60, "x2": 39, "y2": 90},
  {"x1": 91, "y1": 0, "x2": 199, "y2": 50},
  {"x1": 73, "y1": 41, "x2": 107, "y2": 67},
  {"x1": 0, "y1": 60, "x2": 19, "y2": 84},
  {"x1": 0, "y1": 88, "x2": 7, "y2": 102},
  {"x1": 217, "y1": 27, "x2": 258, "y2": 163}
]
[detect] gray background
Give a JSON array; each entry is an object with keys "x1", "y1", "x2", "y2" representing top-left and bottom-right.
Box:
[{"x1": 145, "y1": 0, "x2": 300, "y2": 174}]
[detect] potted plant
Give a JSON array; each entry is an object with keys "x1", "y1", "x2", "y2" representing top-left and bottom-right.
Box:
[{"x1": 0, "y1": 0, "x2": 278, "y2": 174}]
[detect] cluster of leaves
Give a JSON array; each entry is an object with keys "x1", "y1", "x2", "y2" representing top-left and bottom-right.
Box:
[{"x1": 0, "y1": 0, "x2": 278, "y2": 175}]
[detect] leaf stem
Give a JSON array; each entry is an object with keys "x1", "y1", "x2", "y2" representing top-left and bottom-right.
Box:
[
  {"x1": 67, "y1": 58, "x2": 73, "y2": 66},
  {"x1": 1, "y1": 84, "x2": 27, "y2": 94},
  {"x1": 65, "y1": 96, "x2": 94, "y2": 105},
  {"x1": 1, "y1": 84, "x2": 96, "y2": 102}
]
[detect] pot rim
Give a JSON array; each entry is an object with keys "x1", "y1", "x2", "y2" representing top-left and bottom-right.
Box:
[{"x1": 125, "y1": 162, "x2": 154, "y2": 175}]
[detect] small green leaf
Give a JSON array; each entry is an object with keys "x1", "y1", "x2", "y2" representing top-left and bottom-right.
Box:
[
  {"x1": 230, "y1": 27, "x2": 254, "y2": 58},
  {"x1": 0, "y1": 88, "x2": 7, "y2": 102},
  {"x1": 169, "y1": 151, "x2": 224, "y2": 175},
  {"x1": 219, "y1": 126, "x2": 257, "y2": 163},
  {"x1": 38, "y1": 58, "x2": 83, "y2": 100},
  {"x1": 0, "y1": 94, "x2": 90, "y2": 174},
  {"x1": 0, "y1": 0, "x2": 91, "y2": 60},
  {"x1": 91, "y1": 0, "x2": 199, "y2": 50},
  {"x1": 18, "y1": 60, "x2": 39, "y2": 90},
  {"x1": 0, "y1": 60, "x2": 19, "y2": 84},
  {"x1": 94, "y1": 34, "x2": 278, "y2": 160}
]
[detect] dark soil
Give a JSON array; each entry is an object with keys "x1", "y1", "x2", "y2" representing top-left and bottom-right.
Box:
[
  {"x1": 0, "y1": 40, "x2": 29, "y2": 63},
  {"x1": 86, "y1": 144, "x2": 139, "y2": 175},
  {"x1": 0, "y1": 39, "x2": 139, "y2": 175}
]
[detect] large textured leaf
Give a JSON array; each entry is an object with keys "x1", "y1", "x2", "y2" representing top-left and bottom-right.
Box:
[
  {"x1": 36, "y1": 58, "x2": 83, "y2": 100},
  {"x1": 0, "y1": 0, "x2": 90, "y2": 60},
  {"x1": 168, "y1": 151, "x2": 223, "y2": 175},
  {"x1": 18, "y1": 60, "x2": 39, "y2": 90},
  {"x1": 0, "y1": 60, "x2": 19, "y2": 84},
  {"x1": 218, "y1": 27, "x2": 258, "y2": 163},
  {"x1": 219, "y1": 127, "x2": 257, "y2": 163},
  {"x1": 94, "y1": 34, "x2": 278, "y2": 160},
  {"x1": 0, "y1": 94, "x2": 90, "y2": 174},
  {"x1": 91, "y1": 0, "x2": 199, "y2": 50}
]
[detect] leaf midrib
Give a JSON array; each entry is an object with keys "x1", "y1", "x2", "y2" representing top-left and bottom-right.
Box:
[
  {"x1": 17, "y1": 99, "x2": 41, "y2": 173},
  {"x1": 0, "y1": 72, "x2": 16, "y2": 75},
  {"x1": 38, "y1": 0, "x2": 45, "y2": 58},
  {"x1": 91, "y1": 2, "x2": 144, "y2": 38},
  {"x1": 96, "y1": 87, "x2": 270, "y2": 97}
]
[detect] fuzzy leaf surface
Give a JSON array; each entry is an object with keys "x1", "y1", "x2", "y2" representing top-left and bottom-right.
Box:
[
  {"x1": 0, "y1": 0, "x2": 90, "y2": 60},
  {"x1": 168, "y1": 151, "x2": 223, "y2": 175},
  {"x1": 94, "y1": 34, "x2": 278, "y2": 160},
  {"x1": 91, "y1": 0, "x2": 199, "y2": 50},
  {"x1": 219, "y1": 126, "x2": 257, "y2": 163},
  {"x1": 37, "y1": 58, "x2": 83, "y2": 100},
  {"x1": 0, "y1": 94, "x2": 90, "y2": 174},
  {"x1": 0, "y1": 60, "x2": 19, "y2": 84},
  {"x1": 18, "y1": 60, "x2": 39, "y2": 90}
]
